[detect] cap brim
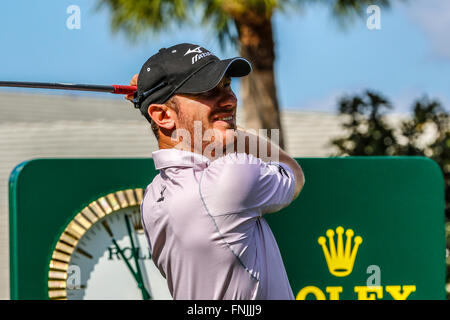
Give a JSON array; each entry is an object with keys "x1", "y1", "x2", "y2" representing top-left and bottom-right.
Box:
[{"x1": 175, "y1": 57, "x2": 252, "y2": 95}]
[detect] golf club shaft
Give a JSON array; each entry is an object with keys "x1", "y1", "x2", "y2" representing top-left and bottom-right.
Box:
[{"x1": 0, "y1": 81, "x2": 137, "y2": 95}]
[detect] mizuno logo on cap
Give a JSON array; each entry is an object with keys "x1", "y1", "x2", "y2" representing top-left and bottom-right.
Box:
[
  {"x1": 191, "y1": 51, "x2": 212, "y2": 64},
  {"x1": 184, "y1": 47, "x2": 202, "y2": 56}
]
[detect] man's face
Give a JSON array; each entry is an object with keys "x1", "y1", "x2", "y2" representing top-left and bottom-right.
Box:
[{"x1": 173, "y1": 76, "x2": 237, "y2": 155}]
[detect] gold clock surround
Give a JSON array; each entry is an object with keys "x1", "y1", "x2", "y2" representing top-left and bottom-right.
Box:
[{"x1": 47, "y1": 188, "x2": 144, "y2": 300}]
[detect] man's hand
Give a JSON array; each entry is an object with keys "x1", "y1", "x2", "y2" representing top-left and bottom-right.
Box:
[
  {"x1": 125, "y1": 74, "x2": 138, "y2": 102},
  {"x1": 232, "y1": 127, "x2": 305, "y2": 201}
]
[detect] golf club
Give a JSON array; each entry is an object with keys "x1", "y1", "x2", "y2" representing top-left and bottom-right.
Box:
[{"x1": 0, "y1": 81, "x2": 137, "y2": 95}]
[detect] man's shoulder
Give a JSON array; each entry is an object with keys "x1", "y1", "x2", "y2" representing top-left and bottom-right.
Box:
[
  {"x1": 202, "y1": 153, "x2": 263, "y2": 196},
  {"x1": 142, "y1": 173, "x2": 163, "y2": 202}
]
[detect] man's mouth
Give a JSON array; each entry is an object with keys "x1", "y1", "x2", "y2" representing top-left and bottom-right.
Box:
[
  {"x1": 217, "y1": 116, "x2": 233, "y2": 121},
  {"x1": 212, "y1": 113, "x2": 235, "y2": 125}
]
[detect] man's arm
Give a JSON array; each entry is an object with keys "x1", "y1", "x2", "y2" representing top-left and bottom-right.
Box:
[{"x1": 234, "y1": 128, "x2": 305, "y2": 200}]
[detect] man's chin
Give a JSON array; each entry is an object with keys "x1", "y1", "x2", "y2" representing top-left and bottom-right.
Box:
[{"x1": 211, "y1": 121, "x2": 236, "y2": 131}]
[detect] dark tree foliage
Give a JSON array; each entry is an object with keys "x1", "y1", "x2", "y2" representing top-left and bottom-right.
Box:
[
  {"x1": 331, "y1": 91, "x2": 398, "y2": 156},
  {"x1": 330, "y1": 90, "x2": 450, "y2": 298}
]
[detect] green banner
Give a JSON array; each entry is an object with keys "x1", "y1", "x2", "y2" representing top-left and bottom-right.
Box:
[
  {"x1": 9, "y1": 157, "x2": 445, "y2": 300},
  {"x1": 266, "y1": 157, "x2": 446, "y2": 300}
]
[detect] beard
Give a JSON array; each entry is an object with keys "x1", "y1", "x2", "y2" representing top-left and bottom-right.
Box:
[
  {"x1": 175, "y1": 110, "x2": 208, "y2": 154},
  {"x1": 175, "y1": 109, "x2": 237, "y2": 159}
]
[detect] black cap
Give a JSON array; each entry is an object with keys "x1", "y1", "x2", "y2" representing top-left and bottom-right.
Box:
[{"x1": 133, "y1": 43, "x2": 252, "y2": 118}]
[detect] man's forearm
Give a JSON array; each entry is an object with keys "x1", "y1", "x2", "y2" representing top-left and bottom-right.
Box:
[{"x1": 233, "y1": 128, "x2": 305, "y2": 199}]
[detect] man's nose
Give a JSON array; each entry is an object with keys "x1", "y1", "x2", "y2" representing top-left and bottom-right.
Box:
[{"x1": 218, "y1": 89, "x2": 237, "y2": 109}]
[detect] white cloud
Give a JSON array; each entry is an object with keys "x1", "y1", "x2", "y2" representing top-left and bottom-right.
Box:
[{"x1": 402, "y1": 0, "x2": 450, "y2": 60}]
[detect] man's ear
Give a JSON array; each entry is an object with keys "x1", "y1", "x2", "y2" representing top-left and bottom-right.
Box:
[{"x1": 147, "y1": 104, "x2": 176, "y2": 130}]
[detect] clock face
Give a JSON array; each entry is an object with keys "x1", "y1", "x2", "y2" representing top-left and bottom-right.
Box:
[{"x1": 47, "y1": 189, "x2": 172, "y2": 300}]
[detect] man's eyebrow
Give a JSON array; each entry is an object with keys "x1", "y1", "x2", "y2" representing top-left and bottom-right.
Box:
[{"x1": 212, "y1": 77, "x2": 230, "y2": 89}]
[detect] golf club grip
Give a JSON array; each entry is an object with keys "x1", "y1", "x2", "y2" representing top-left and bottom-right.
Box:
[
  {"x1": 112, "y1": 85, "x2": 137, "y2": 95},
  {"x1": 0, "y1": 81, "x2": 137, "y2": 95}
]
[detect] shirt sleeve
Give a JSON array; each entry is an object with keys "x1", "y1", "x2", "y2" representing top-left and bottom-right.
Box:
[{"x1": 200, "y1": 152, "x2": 296, "y2": 216}]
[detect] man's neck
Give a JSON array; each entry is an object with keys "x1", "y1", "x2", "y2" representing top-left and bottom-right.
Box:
[
  {"x1": 157, "y1": 134, "x2": 231, "y2": 161},
  {"x1": 158, "y1": 139, "x2": 202, "y2": 156}
]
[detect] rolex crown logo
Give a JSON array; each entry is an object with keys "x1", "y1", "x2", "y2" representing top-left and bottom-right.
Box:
[{"x1": 318, "y1": 226, "x2": 362, "y2": 277}]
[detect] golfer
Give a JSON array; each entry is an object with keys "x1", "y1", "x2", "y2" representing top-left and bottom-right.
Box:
[{"x1": 128, "y1": 43, "x2": 305, "y2": 299}]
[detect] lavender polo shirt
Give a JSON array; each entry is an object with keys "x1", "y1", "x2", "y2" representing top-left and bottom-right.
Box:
[{"x1": 141, "y1": 149, "x2": 296, "y2": 300}]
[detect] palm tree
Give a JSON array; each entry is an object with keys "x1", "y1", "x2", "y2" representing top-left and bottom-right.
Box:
[{"x1": 97, "y1": 0, "x2": 392, "y2": 148}]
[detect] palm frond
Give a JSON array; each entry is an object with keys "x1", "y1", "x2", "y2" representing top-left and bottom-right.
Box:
[{"x1": 96, "y1": 0, "x2": 193, "y2": 42}]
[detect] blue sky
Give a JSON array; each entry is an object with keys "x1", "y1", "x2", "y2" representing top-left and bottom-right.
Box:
[{"x1": 0, "y1": 0, "x2": 449, "y2": 114}]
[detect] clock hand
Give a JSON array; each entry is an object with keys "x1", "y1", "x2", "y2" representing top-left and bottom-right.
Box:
[
  {"x1": 124, "y1": 214, "x2": 152, "y2": 300},
  {"x1": 101, "y1": 220, "x2": 151, "y2": 299},
  {"x1": 111, "y1": 238, "x2": 141, "y2": 284},
  {"x1": 124, "y1": 214, "x2": 154, "y2": 301}
]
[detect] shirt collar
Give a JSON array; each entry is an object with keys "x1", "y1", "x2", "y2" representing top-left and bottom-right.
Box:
[{"x1": 152, "y1": 149, "x2": 210, "y2": 170}]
